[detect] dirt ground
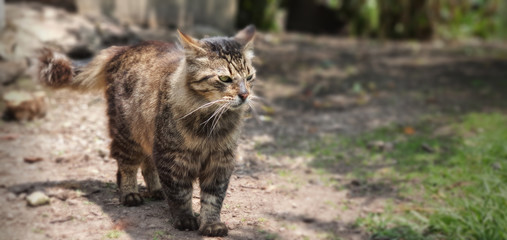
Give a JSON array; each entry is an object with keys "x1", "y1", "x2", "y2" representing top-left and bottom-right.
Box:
[{"x1": 1, "y1": 33, "x2": 507, "y2": 240}]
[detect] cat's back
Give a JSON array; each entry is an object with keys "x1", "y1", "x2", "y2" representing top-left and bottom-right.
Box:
[
  {"x1": 107, "y1": 40, "x2": 182, "y2": 80},
  {"x1": 105, "y1": 41, "x2": 183, "y2": 155}
]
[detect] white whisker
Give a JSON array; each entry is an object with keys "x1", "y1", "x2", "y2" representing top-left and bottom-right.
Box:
[
  {"x1": 209, "y1": 102, "x2": 231, "y2": 136},
  {"x1": 178, "y1": 99, "x2": 228, "y2": 120},
  {"x1": 201, "y1": 102, "x2": 229, "y2": 127},
  {"x1": 247, "y1": 101, "x2": 261, "y2": 124}
]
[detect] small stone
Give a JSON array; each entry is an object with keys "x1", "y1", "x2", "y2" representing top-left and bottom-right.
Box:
[
  {"x1": 383, "y1": 142, "x2": 394, "y2": 151},
  {"x1": 367, "y1": 140, "x2": 394, "y2": 152},
  {"x1": 492, "y1": 162, "x2": 502, "y2": 170},
  {"x1": 308, "y1": 179, "x2": 322, "y2": 186},
  {"x1": 227, "y1": 220, "x2": 240, "y2": 230},
  {"x1": 97, "y1": 149, "x2": 108, "y2": 158},
  {"x1": 6, "y1": 192, "x2": 17, "y2": 201},
  {"x1": 47, "y1": 188, "x2": 70, "y2": 201},
  {"x1": 3, "y1": 91, "x2": 47, "y2": 121},
  {"x1": 421, "y1": 143, "x2": 434, "y2": 153},
  {"x1": 0, "y1": 61, "x2": 26, "y2": 86},
  {"x1": 66, "y1": 199, "x2": 79, "y2": 205},
  {"x1": 26, "y1": 191, "x2": 50, "y2": 207},
  {"x1": 264, "y1": 185, "x2": 277, "y2": 193}
]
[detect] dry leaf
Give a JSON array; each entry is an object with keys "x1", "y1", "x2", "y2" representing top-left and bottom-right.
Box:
[
  {"x1": 24, "y1": 157, "x2": 44, "y2": 163},
  {"x1": 403, "y1": 126, "x2": 415, "y2": 135}
]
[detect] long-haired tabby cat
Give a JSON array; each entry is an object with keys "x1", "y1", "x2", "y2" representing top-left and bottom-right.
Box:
[{"x1": 38, "y1": 25, "x2": 257, "y2": 237}]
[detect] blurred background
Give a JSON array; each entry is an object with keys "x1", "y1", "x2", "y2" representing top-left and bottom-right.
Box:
[{"x1": 1, "y1": 1, "x2": 506, "y2": 240}]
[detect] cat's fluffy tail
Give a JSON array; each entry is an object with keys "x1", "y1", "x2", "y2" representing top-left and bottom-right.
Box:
[{"x1": 38, "y1": 47, "x2": 122, "y2": 92}]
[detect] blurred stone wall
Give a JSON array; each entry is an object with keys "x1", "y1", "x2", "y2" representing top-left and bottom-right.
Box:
[
  {"x1": 76, "y1": 0, "x2": 237, "y2": 32},
  {"x1": 190, "y1": 0, "x2": 237, "y2": 33},
  {"x1": 0, "y1": 0, "x2": 4, "y2": 31}
]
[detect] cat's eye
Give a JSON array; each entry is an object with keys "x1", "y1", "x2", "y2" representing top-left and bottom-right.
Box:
[
  {"x1": 219, "y1": 76, "x2": 232, "y2": 83},
  {"x1": 246, "y1": 75, "x2": 254, "y2": 81}
]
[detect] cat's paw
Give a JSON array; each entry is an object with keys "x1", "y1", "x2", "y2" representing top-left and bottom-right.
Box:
[
  {"x1": 198, "y1": 222, "x2": 228, "y2": 237},
  {"x1": 173, "y1": 215, "x2": 199, "y2": 231},
  {"x1": 148, "y1": 189, "x2": 165, "y2": 200},
  {"x1": 121, "y1": 193, "x2": 144, "y2": 207}
]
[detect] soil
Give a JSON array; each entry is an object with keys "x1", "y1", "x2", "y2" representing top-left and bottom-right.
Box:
[{"x1": 1, "y1": 33, "x2": 507, "y2": 240}]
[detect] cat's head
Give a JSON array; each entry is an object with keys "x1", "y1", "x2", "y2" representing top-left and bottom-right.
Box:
[{"x1": 178, "y1": 25, "x2": 256, "y2": 110}]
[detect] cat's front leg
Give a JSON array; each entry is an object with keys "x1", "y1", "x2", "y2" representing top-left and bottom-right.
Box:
[
  {"x1": 198, "y1": 157, "x2": 234, "y2": 237},
  {"x1": 164, "y1": 176, "x2": 198, "y2": 231},
  {"x1": 154, "y1": 153, "x2": 199, "y2": 231}
]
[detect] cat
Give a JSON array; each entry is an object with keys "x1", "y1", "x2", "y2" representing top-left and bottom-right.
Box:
[{"x1": 38, "y1": 25, "x2": 257, "y2": 237}]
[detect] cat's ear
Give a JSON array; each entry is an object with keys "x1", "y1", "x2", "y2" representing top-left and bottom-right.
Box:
[
  {"x1": 235, "y1": 25, "x2": 256, "y2": 49},
  {"x1": 177, "y1": 29, "x2": 205, "y2": 55},
  {"x1": 235, "y1": 25, "x2": 256, "y2": 59}
]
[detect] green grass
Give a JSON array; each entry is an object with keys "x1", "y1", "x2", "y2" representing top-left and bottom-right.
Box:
[
  {"x1": 104, "y1": 230, "x2": 122, "y2": 239},
  {"x1": 283, "y1": 113, "x2": 507, "y2": 240},
  {"x1": 258, "y1": 229, "x2": 279, "y2": 240}
]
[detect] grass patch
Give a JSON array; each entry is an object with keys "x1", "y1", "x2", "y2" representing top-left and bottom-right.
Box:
[
  {"x1": 294, "y1": 113, "x2": 507, "y2": 240},
  {"x1": 104, "y1": 230, "x2": 122, "y2": 239},
  {"x1": 258, "y1": 229, "x2": 279, "y2": 240}
]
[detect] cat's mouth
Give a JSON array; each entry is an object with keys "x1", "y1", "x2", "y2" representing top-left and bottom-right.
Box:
[
  {"x1": 229, "y1": 98, "x2": 249, "y2": 109},
  {"x1": 230, "y1": 101, "x2": 246, "y2": 109}
]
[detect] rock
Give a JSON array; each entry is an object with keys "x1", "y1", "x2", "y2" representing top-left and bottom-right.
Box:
[
  {"x1": 421, "y1": 143, "x2": 434, "y2": 153},
  {"x1": 308, "y1": 179, "x2": 322, "y2": 186},
  {"x1": 6, "y1": 192, "x2": 17, "y2": 201},
  {"x1": 492, "y1": 162, "x2": 502, "y2": 170},
  {"x1": 18, "y1": 193, "x2": 27, "y2": 200},
  {"x1": 26, "y1": 191, "x2": 50, "y2": 207},
  {"x1": 2, "y1": 90, "x2": 47, "y2": 121},
  {"x1": 0, "y1": 0, "x2": 4, "y2": 31},
  {"x1": 97, "y1": 149, "x2": 108, "y2": 158},
  {"x1": 66, "y1": 199, "x2": 79, "y2": 205},
  {"x1": 264, "y1": 185, "x2": 277, "y2": 192},
  {"x1": 227, "y1": 220, "x2": 240, "y2": 230},
  {"x1": 0, "y1": 61, "x2": 26, "y2": 86},
  {"x1": 367, "y1": 140, "x2": 394, "y2": 152},
  {"x1": 46, "y1": 188, "x2": 70, "y2": 201},
  {"x1": 0, "y1": 4, "x2": 99, "y2": 61},
  {"x1": 0, "y1": 3, "x2": 137, "y2": 62}
]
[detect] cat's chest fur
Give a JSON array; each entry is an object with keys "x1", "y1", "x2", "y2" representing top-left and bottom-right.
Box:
[{"x1": 170, "y1": 103, "x2": 243, "y2": 153}]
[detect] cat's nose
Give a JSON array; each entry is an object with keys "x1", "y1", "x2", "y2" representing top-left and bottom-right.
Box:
[{"x1": 238, "y1": 92, "x2": 249, "y2": 101}]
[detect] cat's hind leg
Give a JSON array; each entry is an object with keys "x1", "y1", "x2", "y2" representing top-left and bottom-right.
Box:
[
  {"x1": 111, "y1": 139, "x2": 144, "y2": 206},
  {"x1": 141, "y1": 157, "x2": 164, "y2": 200}
]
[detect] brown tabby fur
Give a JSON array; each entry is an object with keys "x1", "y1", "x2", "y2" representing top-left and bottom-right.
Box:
[{"x1": 38, "y1": 26, "x2": 257, "y2": 237}]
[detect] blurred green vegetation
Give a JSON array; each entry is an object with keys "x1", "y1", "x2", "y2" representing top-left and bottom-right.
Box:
[
  {"x1": 237, "y1": 0, "x2": 282, "y2": 32},
  {"x1": 238, "y1": 0, "x2": 507, "y2": 40},
  {"x1": 293, "y1": 113, "x2": 507, "y2": 239}
]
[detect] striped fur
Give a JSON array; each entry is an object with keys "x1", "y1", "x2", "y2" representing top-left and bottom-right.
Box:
[{"x1": 38, "y1": 25, "x2": 257, "y2": 237}]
